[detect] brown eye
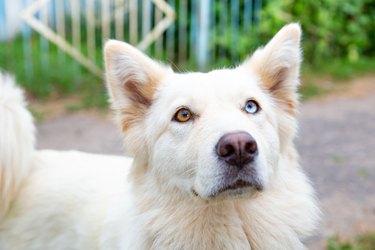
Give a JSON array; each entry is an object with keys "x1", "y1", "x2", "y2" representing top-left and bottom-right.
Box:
[{"x1": 174, "y1": 108, "x2": 192, "y2": 122}]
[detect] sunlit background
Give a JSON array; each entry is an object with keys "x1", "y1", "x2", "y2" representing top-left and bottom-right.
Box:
[{"x1": 0, "y1": 1, "x2": 374, "y2": 249}]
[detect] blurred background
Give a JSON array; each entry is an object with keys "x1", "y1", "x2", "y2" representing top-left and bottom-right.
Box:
[
  {"x1": 1, "y1": 0, "x2": 374, "y2": 104},
  {"x1": 0, "y1": 0, "x2": 374, "y2": 249}
]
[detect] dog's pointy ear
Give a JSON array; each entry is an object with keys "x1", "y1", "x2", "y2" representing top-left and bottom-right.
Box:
[
  {"x1": 242, "y1": 23, "x2": 302, "y2": 115},
  {"x1": 104, "y1": 40, "x2": 168, "y2": 132}
]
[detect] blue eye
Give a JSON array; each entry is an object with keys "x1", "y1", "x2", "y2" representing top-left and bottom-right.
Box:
[{"x1": 244, "y1": 100, "x2": 260, "y2": 114}]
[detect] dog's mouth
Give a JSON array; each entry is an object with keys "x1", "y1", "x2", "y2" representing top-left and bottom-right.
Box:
[
  {"x1": 217, "y1": 179, "x2": 262, "y2": 195},
  {"x1": 220, "y1": 179, "x2": 253, "y2": 191},
  {"x1": 193, "y1": 179, "x2": 263, "y2": 199}
]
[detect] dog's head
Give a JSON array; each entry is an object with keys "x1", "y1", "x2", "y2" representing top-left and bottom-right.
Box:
[{"x1": 105, "y1": 23, "x2": 301, "y2": 200}]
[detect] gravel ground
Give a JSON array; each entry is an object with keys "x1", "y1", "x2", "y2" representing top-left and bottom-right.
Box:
[
  {"x1": 298, "y1": 92, "x2": 375, "y2": 248},
  {"x1": 36, "y1": 88, "x2": 375, "y2": 249}
]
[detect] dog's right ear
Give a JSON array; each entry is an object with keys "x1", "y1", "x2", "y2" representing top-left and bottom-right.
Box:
[
  {"x1": 241, "y1": 23, "x2": 302, "y2": 116},
  {"x1": 104, "y1": 40, "x2": 168, "y2": 133}
]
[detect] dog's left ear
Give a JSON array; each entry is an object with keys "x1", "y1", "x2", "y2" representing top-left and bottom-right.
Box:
[
  {"x1": 104, "y1": 40, "x2": 168, "y2": 133},
  {"x1": 104, "y1": 40, "x2": 169, "y2": 158},
  {"x1": 241, "y1": 23, "x2": 302, "y2": 115}
]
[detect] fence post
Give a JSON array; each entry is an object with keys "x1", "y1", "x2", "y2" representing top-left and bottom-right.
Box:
[
  {"x1": 22, "y1": 0, "x2": 33, "y2": 79},
  {"x1": 197, "y1": 0, "x2": 210, "y2": 71},
  {"x1": 166, "y1": 0, "x2": 175, "y2": 63},
  {"x1": 178, "y1": 0, "x2": 187, "y2": 65},
  {"x1": 86, "y1": 0, "x2": 96, "y2": 61},
  {"x1": 141, "y1": 0, "x2": 151, "y2": 53},
  {"x1": 254, "y1": 0, "x2": 262, "y2": 25},
  {"x1": 231, "y1": 0, "x2": 239, "y2": 62},
  {"x1": 0, "y1": 0, "x2": 5, "y2": 41},
  {"x1": 129, "y1": 0, "x2": 138, "y2": 45}
]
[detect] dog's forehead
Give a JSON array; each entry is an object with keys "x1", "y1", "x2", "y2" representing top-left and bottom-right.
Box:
[{"x1": 160, "y1": 68, "x2": 263, "y2": 100}]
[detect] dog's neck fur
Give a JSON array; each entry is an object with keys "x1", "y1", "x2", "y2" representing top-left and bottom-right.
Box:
[{"x1": 127, "y1": 151, "x2": 313, "y2": 250}]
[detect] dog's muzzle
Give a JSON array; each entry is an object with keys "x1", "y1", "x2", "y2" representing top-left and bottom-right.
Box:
[{"x1": 212, "y1": 131, "x2": 263, "y2": 196}]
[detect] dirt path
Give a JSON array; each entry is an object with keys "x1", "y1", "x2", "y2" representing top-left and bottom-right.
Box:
[
  {"x1": 35, "y1": 77, "x2": 375, "y2": 249},
  {"x1": 299, "y1": 93, "x2": 375, "y2": 248}
]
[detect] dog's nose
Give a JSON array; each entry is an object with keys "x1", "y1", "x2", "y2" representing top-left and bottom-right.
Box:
[{"x1": 216, "y1": 132, "x2": 258, "y2": 168}]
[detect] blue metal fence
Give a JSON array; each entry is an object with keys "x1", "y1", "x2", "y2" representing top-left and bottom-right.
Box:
[{"x1": 0, "y1": 0, "x2": 262, "y2": 89}]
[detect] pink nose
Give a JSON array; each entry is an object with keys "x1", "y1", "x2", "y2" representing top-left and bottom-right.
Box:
[{"x1": 216, "y1": 131, "x2": 258, "y2": 168}]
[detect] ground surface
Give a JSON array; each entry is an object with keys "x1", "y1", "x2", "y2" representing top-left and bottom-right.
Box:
[{"x1": 35, "y1": 76, "x2": 375, "y2": 249}]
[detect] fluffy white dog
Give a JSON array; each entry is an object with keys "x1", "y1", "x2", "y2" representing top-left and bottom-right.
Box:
[{"x1": 0, "y1": 23, "x2": 319, "y2": 249}]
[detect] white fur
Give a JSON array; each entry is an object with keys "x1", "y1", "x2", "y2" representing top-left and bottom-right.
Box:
[
  {"x1": 0, "y1": 23, "x2": 320, "y2": 249},
  {"x1": 0, "y1": 73, "x2": 35, "y2": 218}
]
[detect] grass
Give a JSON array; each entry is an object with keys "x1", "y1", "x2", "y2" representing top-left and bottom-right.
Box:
[
  {"x1": 0, "y1": 36, "x2": 107, "y2": 109},
  {"x1": 29, "y1": 108, "x2": 46, "y2": 123},
  {"x1": 300, "y1": 57, "x2": 375, "y2": 100},
  {"x1": 299, "y1": 80, "x2": 327, "y2": 100},
  {"x1": 306, "y1": 57, "x2": 375, "y2": 80},
  {"x1": 327, "y1": 233, "x2": 375, "y2": 250},
  {"x1": 1, "y1": 35, "x2": 375, "y2": 108}
]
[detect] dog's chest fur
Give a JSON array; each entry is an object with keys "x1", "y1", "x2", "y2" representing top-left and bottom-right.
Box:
[
  {"x1": 119, "y1": 161, "x2": 313, "y2": 250},
  {"x1": 130, "y1": 199, "x2": 306, "y2": 250},
  {"x1": 135, "y1": 199, "x2": 252, "y2": 249}
]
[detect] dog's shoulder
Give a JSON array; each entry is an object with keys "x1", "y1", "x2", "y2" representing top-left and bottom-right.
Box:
[{"x1": 0, "y1": 150, "x2": 133, "y2": 250}]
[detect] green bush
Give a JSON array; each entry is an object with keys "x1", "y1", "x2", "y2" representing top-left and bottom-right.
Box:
[
  {"x1": 213, "y1": 0, "x2": 375, "y2": 67},
  {"x1": 261, "y1": 0, "x2": 375, "y2": 64},
  {"x1": 2, "y1": 0, "x2": 374, "y2": 104},
  {"x1": 0, "y1": 36, "x2": 107, "y2": 108},
  {"x1": 327, "y1": 233, "x2": 375, "y2": 250}
]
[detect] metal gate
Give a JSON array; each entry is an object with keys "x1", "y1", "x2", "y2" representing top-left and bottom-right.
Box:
[
  {"x1": 0, "y1": 0, "x2": 261, "y2": 96},
  {"x1": 21, "y1": 0, "x2": 175, "y2": 77}
]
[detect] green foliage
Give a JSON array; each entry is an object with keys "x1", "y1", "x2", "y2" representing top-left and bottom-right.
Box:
[
  {"x1": 211, "y1": 0, "x2": 375, "y2": 68},
  {"x1": 0, "y1": 36, "x2": 106, "y2": 107},
  {"x1": 260, "y1": 0, "x2": 375, "y2": 64},
  {"x1": 2, "y1": 1, "x2": 375, "y2": 105},
  {"x1": 299, "y1": 81, "x2": 325, "y2": 100},
  {"x1": 207, "y1": 0, "x2": 375, "y2": 100},
  {"x1": 308, "y1": 57, "x2": 375, "y2": 79},
  {"x1": 327, "y1": 233, "x2": 375, "y2": 250}
]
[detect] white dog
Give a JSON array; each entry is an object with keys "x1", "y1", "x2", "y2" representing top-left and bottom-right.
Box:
[{"x1": 0, "y1": 23, "x2": 319, "y2": 249}]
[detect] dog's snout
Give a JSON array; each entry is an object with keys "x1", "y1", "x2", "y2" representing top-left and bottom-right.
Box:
[{"x1": 216, "y1": 132, "x2": 258, "y2": 168}]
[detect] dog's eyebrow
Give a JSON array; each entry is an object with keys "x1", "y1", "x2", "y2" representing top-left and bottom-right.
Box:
[{"x1": 174, "y1": 105, "x2": 190, "y2": 111}]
